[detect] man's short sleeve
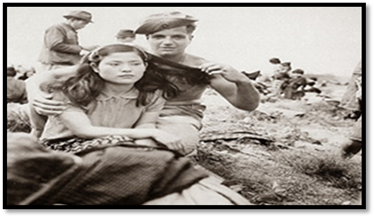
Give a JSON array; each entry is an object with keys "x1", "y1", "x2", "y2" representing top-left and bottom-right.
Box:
[{"x1": 146, "y1": 90, "x2": 166, "y2": 113}]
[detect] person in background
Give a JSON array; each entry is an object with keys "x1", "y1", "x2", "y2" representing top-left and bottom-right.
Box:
[
  {"x1": 17, "y1": 66, "x2": 36, "y2": 81},
  {"x1": 282, "y1": 69, "x2": 307, "y2": 100},
  {"x1": 269, "y1": 60, "x2": 291, "y2": 98},
  {"x1": 116, "y1": 29, "x2": 136, "y2": 43},
  {"x1": 341, "y1": 75, "x2": 362, "y2": 159},
  {"x1": 38, "y1": 10, "x2": 99, "y2": 71},
  {"x1": 339, "y1": 60, "x2": 362, "y2": 120},
  {"x1": 7, "y1": 66, "x2": 27, "y2": 104}
]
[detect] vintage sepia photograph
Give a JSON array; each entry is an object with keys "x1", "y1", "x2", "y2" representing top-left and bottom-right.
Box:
[{"x1": 5, "y1": 3, "x2": 365, "y2": 208}]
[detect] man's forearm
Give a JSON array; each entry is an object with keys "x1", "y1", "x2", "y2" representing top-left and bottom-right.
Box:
[
  {"x1": 232, "y1": 79, "x2": 260, "y2": 111},
  {"x1": 51, "y1": 43, "x2": 82, "y2": 54},
  {"x1": 27, "y1": 66, "x2": 78, "y2": 86}
]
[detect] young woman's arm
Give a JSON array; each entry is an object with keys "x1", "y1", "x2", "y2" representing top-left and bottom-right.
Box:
[
  {"x1": 60, "y1": 108, "x2": 155, "y2": 139},
  {"x1": 59, "y1": 105, "x2": 184, "y2": 150},
  {"x1": 132, "y1": 93, "x2": 186, "y2": 153}
]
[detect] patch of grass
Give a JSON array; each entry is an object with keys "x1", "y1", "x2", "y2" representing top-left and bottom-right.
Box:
[
  {"x1": 196, "y1": 140, "x2": 362, "y2": 205},
  {"x1": 7, "y1": 106, "x2": 31, "y2": 133},
  {"x1": 282, "y1": 151, "x2": 362, "y2": 190}
]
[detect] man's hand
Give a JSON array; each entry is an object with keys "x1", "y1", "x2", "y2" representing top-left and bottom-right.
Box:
[
  {"x1": 150, "y1": 129, "x2": 186, "y2": 154},
  {"x1": 32, "y1": 92, "x2": 67, "y2": 116},
  {"x1": 200, "y1": 62, "x2": 247, "y2": 83},
  {"x1": 203, "y1": 61, "x2": 260, "y2": 111}
]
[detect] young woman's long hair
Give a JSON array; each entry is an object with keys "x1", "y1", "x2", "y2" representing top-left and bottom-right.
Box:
[{"x1": 62, "y1": 44, "x2": 180, "y2": 107}]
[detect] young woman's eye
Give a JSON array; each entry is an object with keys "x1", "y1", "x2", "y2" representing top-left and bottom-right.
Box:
[
  {"x1": 130, "y1": 62, "x2": 141, "y2": 66},
  {"x1": 108, "y1": 63, "x2": 119, "y2": 66}
]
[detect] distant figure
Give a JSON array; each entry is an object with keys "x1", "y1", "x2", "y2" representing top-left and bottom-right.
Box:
[
  {"x1": 270, "y1": 61, "x2": 292, "y2": 98},
  {"x1": 339, "y1": 60, "x2": 362, "y2": 119},
  {"x1": 116, "y1": 29, "x2": 136, "y2": 43},
  {"x1": 17, "y1": 66, "x2": 36, "y2": 81},
  {"x1": 7, "y1": 66, "x2": 27, "y2": 104},
  {"x1": 38, "y1": 10, "x2": 99, "y2": 71},
  {"x1": 283, "y1": 69, "x2": 307, "y2": 100},
  {"x1": 340, "y1": 62, "x2": 362, "y2": 159},
  {"x1": 304, "y1": 77, "x2": 322, "y2": 94}
]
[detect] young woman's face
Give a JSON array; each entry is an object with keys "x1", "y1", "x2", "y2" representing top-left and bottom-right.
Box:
[{"x1": 96, "y1": 52, "x2": 146, "y2": 85}]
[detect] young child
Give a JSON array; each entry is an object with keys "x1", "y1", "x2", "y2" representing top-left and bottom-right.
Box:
[{"x1": 34, "y1": 43, "x2": 186, "y2": 154}]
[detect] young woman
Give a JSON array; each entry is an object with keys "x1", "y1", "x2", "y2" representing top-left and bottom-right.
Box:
[{"x1": 37, "y1": 43, "x2": 186, "y2": 154}]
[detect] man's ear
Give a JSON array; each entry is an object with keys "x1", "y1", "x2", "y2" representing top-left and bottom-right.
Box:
[{"x1": 90, "y1": 63, "x2": 99, "y2": 73}]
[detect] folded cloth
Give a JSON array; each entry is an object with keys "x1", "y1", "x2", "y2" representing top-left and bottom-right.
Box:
[
  {"x1": 7, "y1": 132, "x2": 81, "y2": 205},
  {"x1": 8, "y1": 133, "x2": 208, "y2": 205}
]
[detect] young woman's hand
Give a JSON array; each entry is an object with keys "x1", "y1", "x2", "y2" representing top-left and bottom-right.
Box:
[{"x1": 150, "y1": 129, "x2": 186, "y2": 153}]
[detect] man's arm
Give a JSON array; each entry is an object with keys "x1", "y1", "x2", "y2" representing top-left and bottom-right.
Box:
[
  {"x1": 201, "y1": 62, "x2": 260, "y2": 111},
  {"x1": 26, "y1": 66, "x2": 78, "y2": 116}
]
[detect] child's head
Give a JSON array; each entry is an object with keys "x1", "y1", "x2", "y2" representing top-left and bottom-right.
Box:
[
  {"x1": 63, "y1": 44, "x2": 148, "y2": 106},
  {"x1": 63, "y1": 43, "x2": 178, "y2": 107},
  {"x1": 86, "y1": 44, "x2": 148, "y2": 85}
]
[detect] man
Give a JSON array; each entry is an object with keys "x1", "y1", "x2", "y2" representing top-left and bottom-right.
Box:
[
  {"x1": 282, "y1": 69, "x2": 307, "y2": 100},
  {"x1": 7, "y1": 66, "x2": 27, "y2": 104},
  {"x1": 115, "y1": 29, "x2": 136, "y2": 43},
  {"x1": 28, "y1": 11, "x2": 260, "y2": 155},
  {"x1": 339, "y1": 60, "x2": 362, "y2": 119},
  {"x1": 38, "y1": 10, "x2": 99, "y2": 70},
  {"x1": 341, "y1": 75, "x2": 362, "y2": 159}
]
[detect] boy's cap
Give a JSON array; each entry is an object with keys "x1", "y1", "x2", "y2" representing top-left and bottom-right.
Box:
[
  {"x1": 269, "y1": 58, "x2": 281, "y2": 64},
  {"x1": 135, "y1": 11, "x2": 197, "y2": 34},
  {"x1": 292, "y1": 69, "x2": 304, "y2": 74},
  {"x1": 116, "y1": 29, "x2": 136, "y2": 38},
  {"x1": 63, "y1": 10, "x2": 93, "y2": 23}
]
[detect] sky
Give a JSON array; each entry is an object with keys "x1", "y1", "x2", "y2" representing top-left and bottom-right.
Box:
[{"x1": 6, "y1": 5, "x2": 362, "y2": 78}]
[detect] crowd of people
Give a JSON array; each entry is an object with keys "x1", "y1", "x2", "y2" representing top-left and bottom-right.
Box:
[
  {"x1": 253, "y1": 57, "x2": 323, "y2": 101},
  {"x1": 7, "y1": 9, "x2": 362, "y2": 206}
]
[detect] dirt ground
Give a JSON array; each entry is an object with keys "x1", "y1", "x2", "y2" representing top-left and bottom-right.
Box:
[{"x1": 196, "y1": 81, "x2": 362, "y2": 205}]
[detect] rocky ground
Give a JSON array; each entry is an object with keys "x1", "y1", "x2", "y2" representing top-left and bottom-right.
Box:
[{"x1": 195, "y1": 82, "x2": 362, "y2": 205}]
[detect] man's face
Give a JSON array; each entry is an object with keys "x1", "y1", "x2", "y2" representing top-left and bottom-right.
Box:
[
  {"x1": 72, "y1": 19, "x2": 89, "y2": 30},
  {"x1": 147, "y1": 26, "x2": 193, "y2": 57}
]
